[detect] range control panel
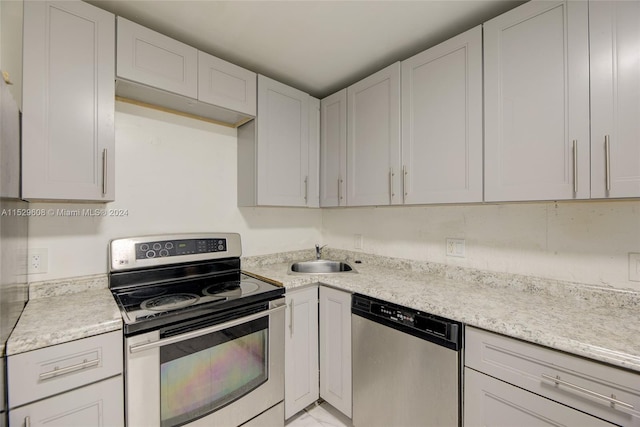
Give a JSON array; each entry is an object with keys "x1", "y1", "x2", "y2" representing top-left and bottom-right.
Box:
[
  {"x1": 109, "y1": 233, "x2": 242, "y2": 272},
  {"x1": 135, "y1": 238, "x2": 227, "y2": 259}
]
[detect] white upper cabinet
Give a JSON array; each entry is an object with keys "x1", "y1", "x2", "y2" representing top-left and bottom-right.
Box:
[
  {"x1": 347, "y1": 63, "x2": 401, "y2": 206},
  {"x1": 22, "y1": 0, "x2": 115, "y2": 201},
  {"x1": 401, "y1": 26, "x2": 483, "y2": 204},
  {"x1": 238, "y1": 75, "x2": 315, "y2": 207},
  {"x1": 116, "y1": 17, "x2": 255, "y2": 127},
  {"x1": 117, "y1": 17, "x2": 198, "y2": 98},
  {"x1": 308, "y1": 96, "x2": 321, "y2": 208},
  {"x1": 590, "y1": 1, "x2": 640, "y2": 199},
  {"x1": 320, "y1": 89, "x2": 348, "y2": 207},
  {"x1": 198, "y1": 51, "x2": 257, "y2": 117},
  {"x1": 484, "y1": 1, "x2": 590, "y2": 202}
]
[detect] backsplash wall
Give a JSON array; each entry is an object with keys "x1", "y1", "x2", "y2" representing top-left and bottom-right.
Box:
[
  {"x1": 26, "y1": 102, "x2": 323, "y2": 282},
  {"x1": 323, "y1": 201, "x2": 640, "y2": 291}
]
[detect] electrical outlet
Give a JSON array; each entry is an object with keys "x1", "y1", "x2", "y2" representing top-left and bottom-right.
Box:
[
  {"x1": 446, "y1": 238, "x2": 465, "y2": 258},
  {"x1": 354, "y1": 234, "x2": 363, "y2": 250},
  {"x1": 29, "y1": 248, "x2": 48, "y2": 274},
  {"x1": 629, "y1": 253, "x2": 640, "y2": 282}
]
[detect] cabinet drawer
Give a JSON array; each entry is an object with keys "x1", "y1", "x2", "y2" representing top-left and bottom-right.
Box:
[
  {"x1": 465, "y1": 326, "x2": 640, "y2": 426},
  {"x1": 8, "y1": 330, "x2": 123, "y2": 408},
  {"x1": 464, "y1": 368, "x2": 615, "y2": 427}
]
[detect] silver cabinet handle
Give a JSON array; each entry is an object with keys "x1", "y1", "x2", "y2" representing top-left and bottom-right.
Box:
[
  {"x1": 289, "y1": 298, "x2": 294, "y2": 336},
  {"x1": 39, "y1": 358, "x2": 100, "y2": 381},
  {"x1": 389, "y1": 168, "x2": 395, "y2": 202},
  {"x1": 130, "y1": 304, "x2": 286, "y2": 353},
  {"x1": 25, "y1": 416, "x2": 31, "y2": 427},
  {"x1": 102, "y1": 148, "x2": 108, "y2": 196},
  {"x1": 304, "y1": 176, "x2": 308, "y2": 204},
  {"x1": 541, "y1": 374, "x2": 634, "y2": 410},
  {"x1": 402, "y1": 165, "x2": 408, "y2": 203},
  {"x1": 337, "y1": 177, "x2": 342, "y2": 206},
  {"x1": 572, "y1": 140, "x2": 578, "y2": 194},
  {"x1": 605, "y1": 135, "x2": 611, "y2": 192}
]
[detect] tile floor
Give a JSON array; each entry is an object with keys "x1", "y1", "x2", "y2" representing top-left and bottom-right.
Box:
[{"x1": 285, "y1": 401, "x2": 352, "y2": 427}]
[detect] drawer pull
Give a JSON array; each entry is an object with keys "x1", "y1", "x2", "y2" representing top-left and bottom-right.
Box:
[
  {"x1": 39, "y1": 358, "x2": 100, "y2": 381},
  {"x1": 541, "y1": 374, "x2": 634, "y2": 410}
]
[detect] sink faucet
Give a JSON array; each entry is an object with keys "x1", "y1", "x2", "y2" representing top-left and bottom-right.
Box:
[{"x1": 315, "y1": 244, "x2": 327, "y2": 260}]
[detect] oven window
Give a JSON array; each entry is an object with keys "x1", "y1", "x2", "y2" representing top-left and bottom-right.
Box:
[{"x1": 160, "y1": 317, "x2": 268, "y2": 427}]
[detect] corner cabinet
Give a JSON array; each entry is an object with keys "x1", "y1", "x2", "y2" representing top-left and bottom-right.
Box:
[
  {"x1": 590, "y1": 1, "x2": 640, "y2": 199},
  {"x1": 483, "y1": 0, "x2": 590, "y2": 202},
  {"x1": 284, "y1": 286, "x2": 319, "y2": 419},
  {"x1": 22, "y1": 0, "x2": 115, "y2": 202},
  {"x1": 401, "y1": 26, "x2": 483, "y2": 204},
  {"x1": 347, "y1": 63, "x2": 401, "y2": 206},
  {"x1": 319, "y1": 286, "x2": 352, "y2": 419},
  {"x1": 320, "y1": 89, "x2": 348, "y2": 207},
  {"x1": 238, "y1": 75, "x2": 319, "y2": 207}
]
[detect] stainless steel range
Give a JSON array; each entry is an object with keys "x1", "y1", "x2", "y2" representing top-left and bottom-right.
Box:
[{"x1": 109, "y1": 233, "x2": 285, "y2": 427}]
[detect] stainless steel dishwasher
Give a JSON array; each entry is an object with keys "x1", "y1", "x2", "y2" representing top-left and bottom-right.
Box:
[{"x1": 352, "y1": 294, "x2": 463, "y2": 427}]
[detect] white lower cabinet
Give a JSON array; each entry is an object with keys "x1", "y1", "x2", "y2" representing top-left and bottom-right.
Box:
[
  {"x1": 284, "y1": 286, "x2": 319, "y2": 419},
  {"x1": 8, "y1": 376, "x2": 123, "y2": 427},
  {"x1": 319, "y1": 286, "x2": 352, "y2": 418},
  {"x1": 7, "y1": 330, "x2": 124, "y2": 427},
  {"x1": 464, "y1": 327, "x2": 640, "y2": 427}
]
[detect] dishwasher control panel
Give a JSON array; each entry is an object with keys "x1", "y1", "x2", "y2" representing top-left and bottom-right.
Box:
[{"x1": 352, "y1": 294, "x2": 461, "y2": 350}]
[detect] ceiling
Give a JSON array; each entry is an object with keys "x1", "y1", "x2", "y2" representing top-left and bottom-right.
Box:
[{"x1": 88, "y1": 0, "x2": 526, "y2": 99}]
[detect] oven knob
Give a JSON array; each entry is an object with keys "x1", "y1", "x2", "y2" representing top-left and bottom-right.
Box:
[
  {"x1": 153, "y1": 243, "x2": 162, "y2": 250},
  {"x1": 140, "y1": 243, "x2": 149, "y2": 251},
  {"x1": 165, "y1": 242, "x2": 174, "y2": 249},
  {"x1": 218, "y1": 245, "x2": 224, "y2": 251},
  {"x1": 146, "y1": 250, "x2": 156, "y2": 258},
  {"x1": 159, "y1": 249, "x2": 169, "y2": 257}
]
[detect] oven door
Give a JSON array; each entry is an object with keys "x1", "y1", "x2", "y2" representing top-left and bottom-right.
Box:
[{"x1": 125, "y1": 298, "x2": 285, "y2": 427}]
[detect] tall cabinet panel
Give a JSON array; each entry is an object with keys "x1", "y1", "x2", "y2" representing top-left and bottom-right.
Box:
[
  {"x1": 484, "y1": 1, "x2": 590, "y2": 202},
  {"x1": 256, "y1": 75, "x2": 310, "y2": 206},
  {"x1": 401, "y1": 26, "x2": 483, "y2": 204},
  {"x1": 284, "y1": 286, "x2": 319, "y2": 420},
  {"x1": 347, "y1": 63, "x2": 401, "y2": 206},
  {"x1": 320, "y1": 89, "x2": 347, "y2": 207},
  {"x1": 22, "y1": 1, "x2": 115, "y2": 201},
  {"x1": 590, "y1": 1, "x2": 640, "y2": 199}
]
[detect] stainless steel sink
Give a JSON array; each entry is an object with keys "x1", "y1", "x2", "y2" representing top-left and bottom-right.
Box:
[{"x1": 289, "y1": 259, "x2": 357, "y2": 274}]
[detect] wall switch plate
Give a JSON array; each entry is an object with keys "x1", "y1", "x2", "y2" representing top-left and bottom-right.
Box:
[
  {"x1": 446, "y1": 238, "x2": 465, "y2": 258},
  {"x1": 354, "y1": 234, "x2": 363, "y2": 250},
  {"x1": 29, "y1": 248, "x2": 48, "y2": 274},
  {"x1": 629, "y1": 253, "x2": 640, "y2": 282}
]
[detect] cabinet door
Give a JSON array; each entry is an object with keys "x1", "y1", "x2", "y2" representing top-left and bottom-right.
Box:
[
  {"x1": 347, "y1": 63, "x2": 401, "y2": 206},
  {"x1": 257, "y1": 75, "x2": 310, "y2": 206},
  {"x1": 401, "y1": 26, "x2": 482, "y2": 204},
  {"x1": 9, "y1": 376, "x2": 124, "y2": 427},
  {"x1": 484, "y1": 1, "x2": 590, "y2": 202},
  {"x1": 590, "y1": 1, "x2": 640, "y2": 199},
  {"x1": 117, "y1": 17, "x2": 197, "y2": 98},
  {"x1": 319, "y1": 286, "x2": 351, "y2": 418},
  {"x1": 197, "y1": 51, "x2": 256, "y2": 116},
  {"x1": 308, "y1": 96, "x2": 320, "y2": 208},
  {"x1": 464, "y1": 368, "x2": 615, "y2": 427},
  {"x1": 284, "y1": 287, "x2": 319, "y2": 419},
  {"x1": 22, "y1": 1, "x2": 115, "y2": 201},
  {"x1": 320, "y1": 89, "x2": 347, "y2": 207}
]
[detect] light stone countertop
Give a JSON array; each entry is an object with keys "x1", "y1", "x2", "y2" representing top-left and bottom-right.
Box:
[
  {"x1": 6, "y1": 284, "x2": 122, "y2": 356},
  {"x1": 243, "y1": 250, "x2": 640, "y2": 374}
]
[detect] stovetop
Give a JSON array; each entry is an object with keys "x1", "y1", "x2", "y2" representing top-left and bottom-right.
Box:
[
  {"x1": 111, "y1": 272, "x2": 283, "y2": 335},
  {"x1": 108, "y1": 232, "x2": 289, "y2": 335}
]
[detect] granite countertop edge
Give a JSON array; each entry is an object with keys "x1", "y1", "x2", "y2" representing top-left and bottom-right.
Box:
[{"x1": 243, "y1": 255, "x2": 640, "y2": 375}]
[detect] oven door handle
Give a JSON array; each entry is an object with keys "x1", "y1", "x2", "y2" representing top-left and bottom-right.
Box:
[{"x1": 129, "y1": 303, "x2": 286, "y2": 354}]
